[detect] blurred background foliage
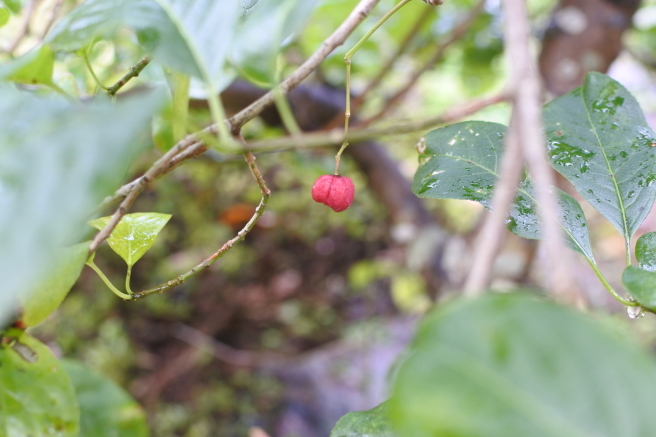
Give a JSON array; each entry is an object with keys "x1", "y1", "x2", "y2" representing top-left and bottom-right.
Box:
[{"x1": 3, "y1": 0, "x2": 656, "y2": 435}]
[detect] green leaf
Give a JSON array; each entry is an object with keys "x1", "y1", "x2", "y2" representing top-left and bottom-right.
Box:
[
  {"x1": 19, "y1": 242, "x2": 89, "y2": 327},
  {"x1": 390, "y1": 293, "x2": 656, "y2": 437},
  {"x1": 330, "y1": 402, "x2": 397, "y2": 437},
  {"x1": 635, "y1": 232, "x2": 656, "y2": 272},
  {"x1": 0, "y1": 7, "x2": 9, "y2": 28},
  {"x1": 0, "y1": 330, "x2": 79, "y2": 436},
  {"x1": 62, "y1": 360, "x2": 149, "y2": 437},
  {"x1": 622, "y1": 266, "x2": 656, "y2": 311},
  {"x1": 231, "y1": 0, "x2": 320, "y2": 86},
  {"x1": 151, "y1": 0, "x2": 240, "y2": 88},
  {"x1": 544, "y1": 72, "x2": 656, "y2": 246},
  {"x1": 89, "y1": 213, "x2": 171, "y2": 267},
  {"x1": 0, "y1": 45, "x2": 54, "y2": 85},
  {"x1": 46, "y1": 0, "x2": 200, "y2": 77},
  {"x1": 412, "y1": 121, "x2": 595, "y2": 261},
  {"x1": 0, "y1": 86, "x2": 164, "y2": 325},
  {"x1": 1, "y1": 0, "x2": 22, "y2": 14}
]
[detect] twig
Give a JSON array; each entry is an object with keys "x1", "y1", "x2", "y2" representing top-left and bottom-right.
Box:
[
  {"x1": 360, "y1": 0, "x2": 486, "y2": 127},
  {"x1": 464, "y1": 114, "x2": 523, "y2": 295},
  {"x1": 504, "y1": 0, "x2": 578, "y2": 302},
  {"x1": 4, "y1": 0, "x2": 36, "y2": 54},
  {"x1": 130, "y1": 147, "x2": 270, "y2": 300},
  {"x1": 107, "y1": 57, "x2": 150, "y2": 96},
  {"x1": 99, "y1": 93, "x2": 505, "y2": 210}
]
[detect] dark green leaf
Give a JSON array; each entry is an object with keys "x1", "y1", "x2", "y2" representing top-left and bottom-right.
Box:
[
  {"x1": 544, "y1": 72, "x2": 656, "y2": 245},
  {"x1": 412, "y1": 121, "x2": 594, "y2": 261},
  {"x1": 231, "y1": 0, "x2": 320, "y2": 86},
  {"x1": 330, "y1": 402, "x2": 397, "y2": 437},
  {"x1": 635, "y1": 232, "x2": 656, "y2": 272},
  {"x1": 391, "y1": 293, "x2": 656, "y2": 437},
  {"x1": 89, "y1": 213, "x2": 171, "y2": 267},
  {"x1": 62, "y1": 360, "x2": 149, "y2": 437},
  {"x1": 622, "y1": 266, "x2": 656, "y2": 311},
  {"x1": 0, "y1": 86, "x2": 163, "y2": 325},
  {"x1": 0, "y1": 45, "x2": 54, "y2": 85},
  {"x1": 20, "y1": 242, "x2": 89, "y2": 327},
  {"x1": 47, "y1": 0, "x2": 200, "y2": 77},
  {"x1": 0, "y1": 330, "x2": 79, "y2": 436}
]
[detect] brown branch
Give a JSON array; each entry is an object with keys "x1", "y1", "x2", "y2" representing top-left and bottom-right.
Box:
[
  {"x1": 131, "y1": 147, "x2": 270, "y2": 300},
  {"x1": 101, "y1": 93, "x2": 504, "y2": 210},
  {"x1": 464, "y1": 114, "x2": 523, "y2": 294}
]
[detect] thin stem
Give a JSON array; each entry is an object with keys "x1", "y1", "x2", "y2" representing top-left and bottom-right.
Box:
[
  {"x1": 86, "y1": 261, "x2": 132, "y2": 300},
  {"x1": 107, "y1": 57, "x2": 150, "y2": 96},
  {"x1": 125, "y1": 265, "x2": 133, "y2": 295},
  {"x1": 587, "y1": 260, "x2": 637, "y2": 306},
  {"x1": 336, "y1": 0, "x2": 413, "y2": 174},
  {"x1": 335, "y1": 60, "x2": 351, "y2": 175},
  {"x1": 273, "y1": 87, "x2": 302, "y2": 136},
  {"x1": 131, "y1": 146, "x2": 270, "y2": 300},
  {"x1": 206, "y1": 86, "x2": 239, "y2": 152},
  {"x1": 83, "y1": 49, "x2": 109, "y2": 91}
]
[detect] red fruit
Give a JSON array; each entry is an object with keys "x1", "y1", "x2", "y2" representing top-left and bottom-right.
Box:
[{"x1": 311, "y1": 175, "x2": 355, "y2": 212}]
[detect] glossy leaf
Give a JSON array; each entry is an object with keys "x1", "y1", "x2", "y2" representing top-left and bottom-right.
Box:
[
  {"x1": 46, "y1": 0, "x2": 200, "y2": 77},
  {"x1": 391, "y1": 293, "x2": 656, "y2": 437},
  {"x1": 0, "y1": 86, "x2": 163, "y2": 325},
  {"x1": 0, "y1": 45, "x2": 54, "y2": 85},
  {"x1": 622, "y1": 266, "x2": 656, "y2": 311},
  {"x1": 19, "y1": 242, "x2": 89, "y2": 327},
  {"x1": 412, "y1": 121, "x2": 594, "y2": 260},
  {"x1": 231, "y1": 0, "x2": 319, "y2": 86},
  {"x1": 152, "y1": 0, "x2": 240, "y2": 88},
  {"x1": 0, "y1": 330, "x2": 79, "y2": 436},
  {"x1": 544, "y1": 72, "x2": 656, "y2": 244},
  {"x1": 330, "y1": 402, "x2": 397, "y2": 437},
  {"x1": 89, "y1": 213, "x2": 171, "y2": 267},
  {"x1": 62, "y1": 360, "x2": 149, "y2": 437},
  {"x1": 635, "y1": 232, "x2": 656, "y2": 272},
  {"x1": 0, "y1": 7, "x2": 9, "y2": 28}
]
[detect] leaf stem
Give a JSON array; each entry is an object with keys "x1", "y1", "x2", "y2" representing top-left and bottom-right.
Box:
[
  {"x1": 587, "y1": 260, "x2": 637, "y2": 306},
  {"x1": 82, "y1": 48, "x2": 109, "y2": 91},
  {"x1": 86, "y1": 261, "x2": 132, "y2": 300},
  {"x1": 206, "y1": 86, "x2": 240, "y2": 152},
  {"x1": 125, "y1": 265, "x2": 133, "y2": 295}
]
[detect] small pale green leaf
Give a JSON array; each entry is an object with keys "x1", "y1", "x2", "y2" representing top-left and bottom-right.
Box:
[
  {"x1": 47, "y1": 0, "x2": 200, "y2": 77},
  {"x1": 413, "y1": 121, "x2": 595, "y2": 261},
  {"x1": 0, "y1": 45, "x2": 54, "y2": 85},
  {"x1": 0, "y1": 85, "x2": 164, "y2": 325},
  {"x1": 89, "y1": 213, "x2": 171, "y2": 267},
  {"x1": 20, "y1": 242, "x2": 89, "y2": 327},
  {"x1": 544, "y1": 72, "x2": 656, "y2": 244},
  {"x1": 62, "y1": 360, "x2": 149, "y2": 437},
  {"x1": 635, "y1": 232, "x2": 656, "y2": 272},
  {"x1": 0, "y1": 330, "x2": 79, "y2": 436},
  {"x1": 330, "y1": 402, "x2": 397, "y2": 437},
  {"x1": 391, "y1": 293, "x2": 656, "y2": 437},
  {"x1": 0, "y1": 8, "x2": 9, "y2": 28},
  {"x1": 622, "y1": 266, "x2": 656, "y2": 311}
]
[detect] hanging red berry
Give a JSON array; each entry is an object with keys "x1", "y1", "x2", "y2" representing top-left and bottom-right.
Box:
[{"x1": 311, "y1": 175, "x2": 355, "y2": 212}]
